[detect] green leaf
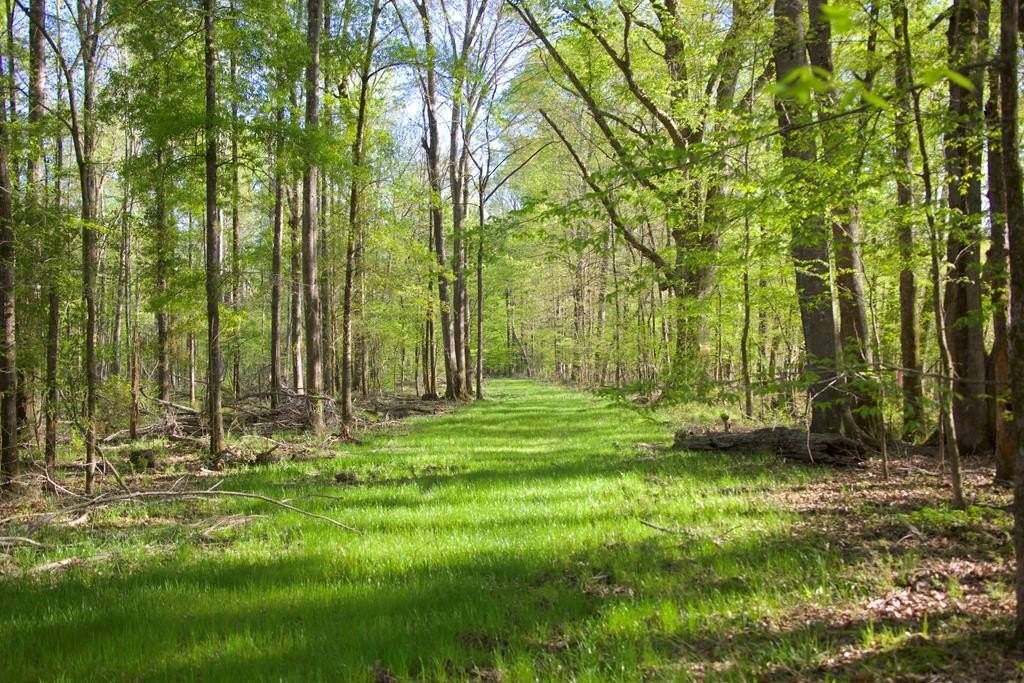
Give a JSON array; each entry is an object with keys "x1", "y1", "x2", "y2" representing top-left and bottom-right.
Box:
[
  {"x1": 861, "y1": 89, "x2": 890, "y2": 110},
  {"x1": 820, "y1": 4, "x2": 854, "y2": 32},
  {"x1": 944, "y1": 68, "x2": 975, "y2": 91}
]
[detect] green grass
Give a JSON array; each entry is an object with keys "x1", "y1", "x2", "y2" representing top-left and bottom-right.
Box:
[{"x1": 1, "y1": 380, "x2": 864, "y2": 680}]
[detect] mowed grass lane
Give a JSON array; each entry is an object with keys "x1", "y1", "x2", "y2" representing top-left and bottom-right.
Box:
[{"x1": 0, "y1": 379, "x2": 841, "y2": 681}]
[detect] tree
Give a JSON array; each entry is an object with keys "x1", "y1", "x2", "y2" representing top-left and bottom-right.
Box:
[
  {"x1": 771, "y1": 0, "x2": 841, "y2": 433},
  {"x1": 943, "y1": 0, "x2": 989, "y2": 455},
  {"x1": 0, "y1": 40, "x2": 15, "y2": 487},
  {"x1": 303, "y1": 0, "x2": 325, "y2": 431},
  {"x1": 205, "y1": 0, "x2": 226, "y2": 457}
]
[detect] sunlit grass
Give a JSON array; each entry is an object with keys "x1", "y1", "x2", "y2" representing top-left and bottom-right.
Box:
[{"x1": 1, "y1": 380, "x2": 863, "y2": 680}]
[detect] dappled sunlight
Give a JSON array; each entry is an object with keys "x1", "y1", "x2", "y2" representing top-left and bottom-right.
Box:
[{"x1": 2, "y1": 380, "x2": 995, "y2": 680}]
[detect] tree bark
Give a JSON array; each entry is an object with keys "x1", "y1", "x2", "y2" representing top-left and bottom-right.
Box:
[
  {"x1": 996, "y1": 0, "x2": 1024, "y2": 644},
  {"x1": 985, "y1": 64, "x2": 1012, "y2": 480},
  {"x1": 204, "y1": 0, "x2": 226, "y2": 457},
  {"x1": 0, "y1": 52, "x2": 15, "y2": 487},
  {"x1": 155, "y1": 146, "x2": 171, "y2": 405},
  {"x1": 288, "y1": 181, "x2": 304, "y2": 394},
  {"x1": 230, "y1": 32, "x2": 242, "y2": 399},
  {"x1": 303, "y1": 0, "x2": 325, "y2": 432},
  {"x1": 270, "y1": 104, "x2": 284, "y2": 410},
  {"x1": 899, "y1": 1, "x2": 965, "y2": 508},
  {"x1": 944, "y1": 0, "x2": 991, "y2": 454},
  {"x1": 771, "y1": 0, "x2": 842, "y2": 433},
  {"x1": 892, "y1": 0, "x2": 924, "y2": 440},
  {"x1": 415, "y1": 0, "x2": 460, "y2": 400}
]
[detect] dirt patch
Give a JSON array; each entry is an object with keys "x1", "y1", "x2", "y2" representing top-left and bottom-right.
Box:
[{"x1": 761, "y1": 453, "x2": 1020, "y2": 680}]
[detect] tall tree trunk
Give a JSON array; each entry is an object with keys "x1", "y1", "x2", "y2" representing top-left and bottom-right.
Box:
[
  {"x1": 0, "y1": 53, "x2": 15, "y2": 487},
  {"x1": 475, "y1": 180, "x2": 484, "y2": 399},
  {"x1": 77, "y1": 0, "x2": 101, "y2": 494},
  {"x1": 944, "y1": 0, "x2": 991, "y2": 454},
  {"x1": 230, "y1": 42, "x2": 242, "y2": 399},
  {"x1": 303, "y1": 0, "x2": 324, "y2": 431},
  {"x1": 344, "y1": 0, "x2": 386, "y2": 428},
  {"x1": 155, "y1": 146, "x2": 171, "y2": 405},
  {"x1": 270, "y1": 105, "x2": 284, "y2": 410},
  {"x1": 416, "y1": 0, "x2": 460, "y2": 400},
  {"x1": 892, "y1": 0, "x2": 924, "y2": 440},
  {"x1": 985, "y1": 64, "x2": 1012, "y2": 480},
  {"x1": 289, "y1": 182, "x2": 304, "y2": 393},
  {"x1": 997, "y1": 0, "x2": 1024, "y2": 642},
  {"x1": 771, "y1": 0, "x2": 842, "y2": 433},
  {"x1": 900, "y1": 1, "x2": 965, "y2": 508},
  {"x1": 31, "y1": 0, "x2": 49, "y2": 467},
  {"x1": 204, "y1": 0, "x2": 226, "y2": 457},
  {"x1": 807, "y1": 0, "x2": 877, "y2": 438}
]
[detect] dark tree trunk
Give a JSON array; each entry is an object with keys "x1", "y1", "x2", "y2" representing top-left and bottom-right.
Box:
[
  {"x1": 944, "y1": 0, "x2": 991, "y2": 454},
  {"x1": 996, "y1": 0, "x2": 1024, "y2": 644},
  {"x1": 415, "y1": 0, "x2": 460, "y2": 400},
  {"x1": 892, "y1": 0, "x2": 924, "y2": 439},
  {"x1": 0, "y1": 54, "x2": 15, "y2": 487},
  {"x1": 270, "y1": 105, "x2": 284, "y2": 410},
  {"x1": 807, "y1": 0, "x2": 877, "y2": 439},
  {"x1": 230, "y1": 41, "x2": 242, "y2": 400},
  {"x1": 204, "y1": 0, "x2": 226, "y2": 457},
  {"x1": 771, "y1": 0, "x2": 842, "y2": 433},
  {"x1": 985, "y1": 65, "x2": 1012, "y2": 480},
  {"x1": 44, "y1": 285, "x2": 58, "y2": 466},
  {"x1": 475, "y1": 180, "x2": 484, "y2": 399},
  {"x1": 289, "y1": 181, "x2": 304, "y2": 394},
  {"x1": 342, "y1": 0, "x2": 384, "y2": 424},
  {"x1": 899, "y1": 0, "x2": 965, "y2": 507},
  {"x1": 303, "y1": 0, "x2": 324, "y2": 432},
  {"x1": 155, "y1": 146, "x2": 171, "y2": 405}
]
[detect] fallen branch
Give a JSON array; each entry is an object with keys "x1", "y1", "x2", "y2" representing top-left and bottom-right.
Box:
[
  {"x1": 0, "y1": 536, "x2": 46, "y2": 549},
  {"x1": 639, "y1": 519, "x2": 690, "y2": 536},
  {"x1": 22, "y1": 488, "x2": 361, "y2": 534}
]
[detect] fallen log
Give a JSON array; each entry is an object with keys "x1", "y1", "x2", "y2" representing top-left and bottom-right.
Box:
[{"x1": 673, "y1": 427, "x2": 869, "y2": 467}]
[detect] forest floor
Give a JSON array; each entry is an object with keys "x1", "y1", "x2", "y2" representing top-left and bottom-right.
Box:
[{"x1": 0, "y1": 379, "x2": 1019, "y2": 681}]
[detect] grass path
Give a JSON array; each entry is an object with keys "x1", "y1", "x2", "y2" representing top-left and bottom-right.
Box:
[{"x1": 1, "y1": 380, "x2": 846, "y2": 681}]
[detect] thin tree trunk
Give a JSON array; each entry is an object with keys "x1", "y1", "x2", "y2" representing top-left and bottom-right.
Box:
[
  {"x1": 270, "y1": 104, "x2": 284, "y2": 410},
  {"x1": 130, "y1": 324, "x2": 139, "y2": 440},
  {"x1": 155, "y1": 146, "x2": 171, "y2": 405},
  {"x1": 289, "y1": 182, "x2": 303, "y2": 393},
  {"x1": 900, "y1": 3, "x2": 965, "y2": 508},
  {"x1": 0, "y1": 51, "x2": 15, "y2": 487},
  {"x1": 475, "y1": 180, "x2": 484, "y2": 399},
  {"x1": 204, "y1": 0, "x2": 226, "y2": 457},
  {"x1": 892, "y1": 0, "x2": 924, "y2": 440},
  {"x1": 303, "y1": 0, "x2": 324, "y2": 431},
  {"x1": 985, "y1": 64, "x2": 1012, "y2": 480}
]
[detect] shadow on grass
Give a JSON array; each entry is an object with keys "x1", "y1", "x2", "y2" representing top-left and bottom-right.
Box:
[{"x1": 0, "y1": 379, "x2": 884, "y2": 681}]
